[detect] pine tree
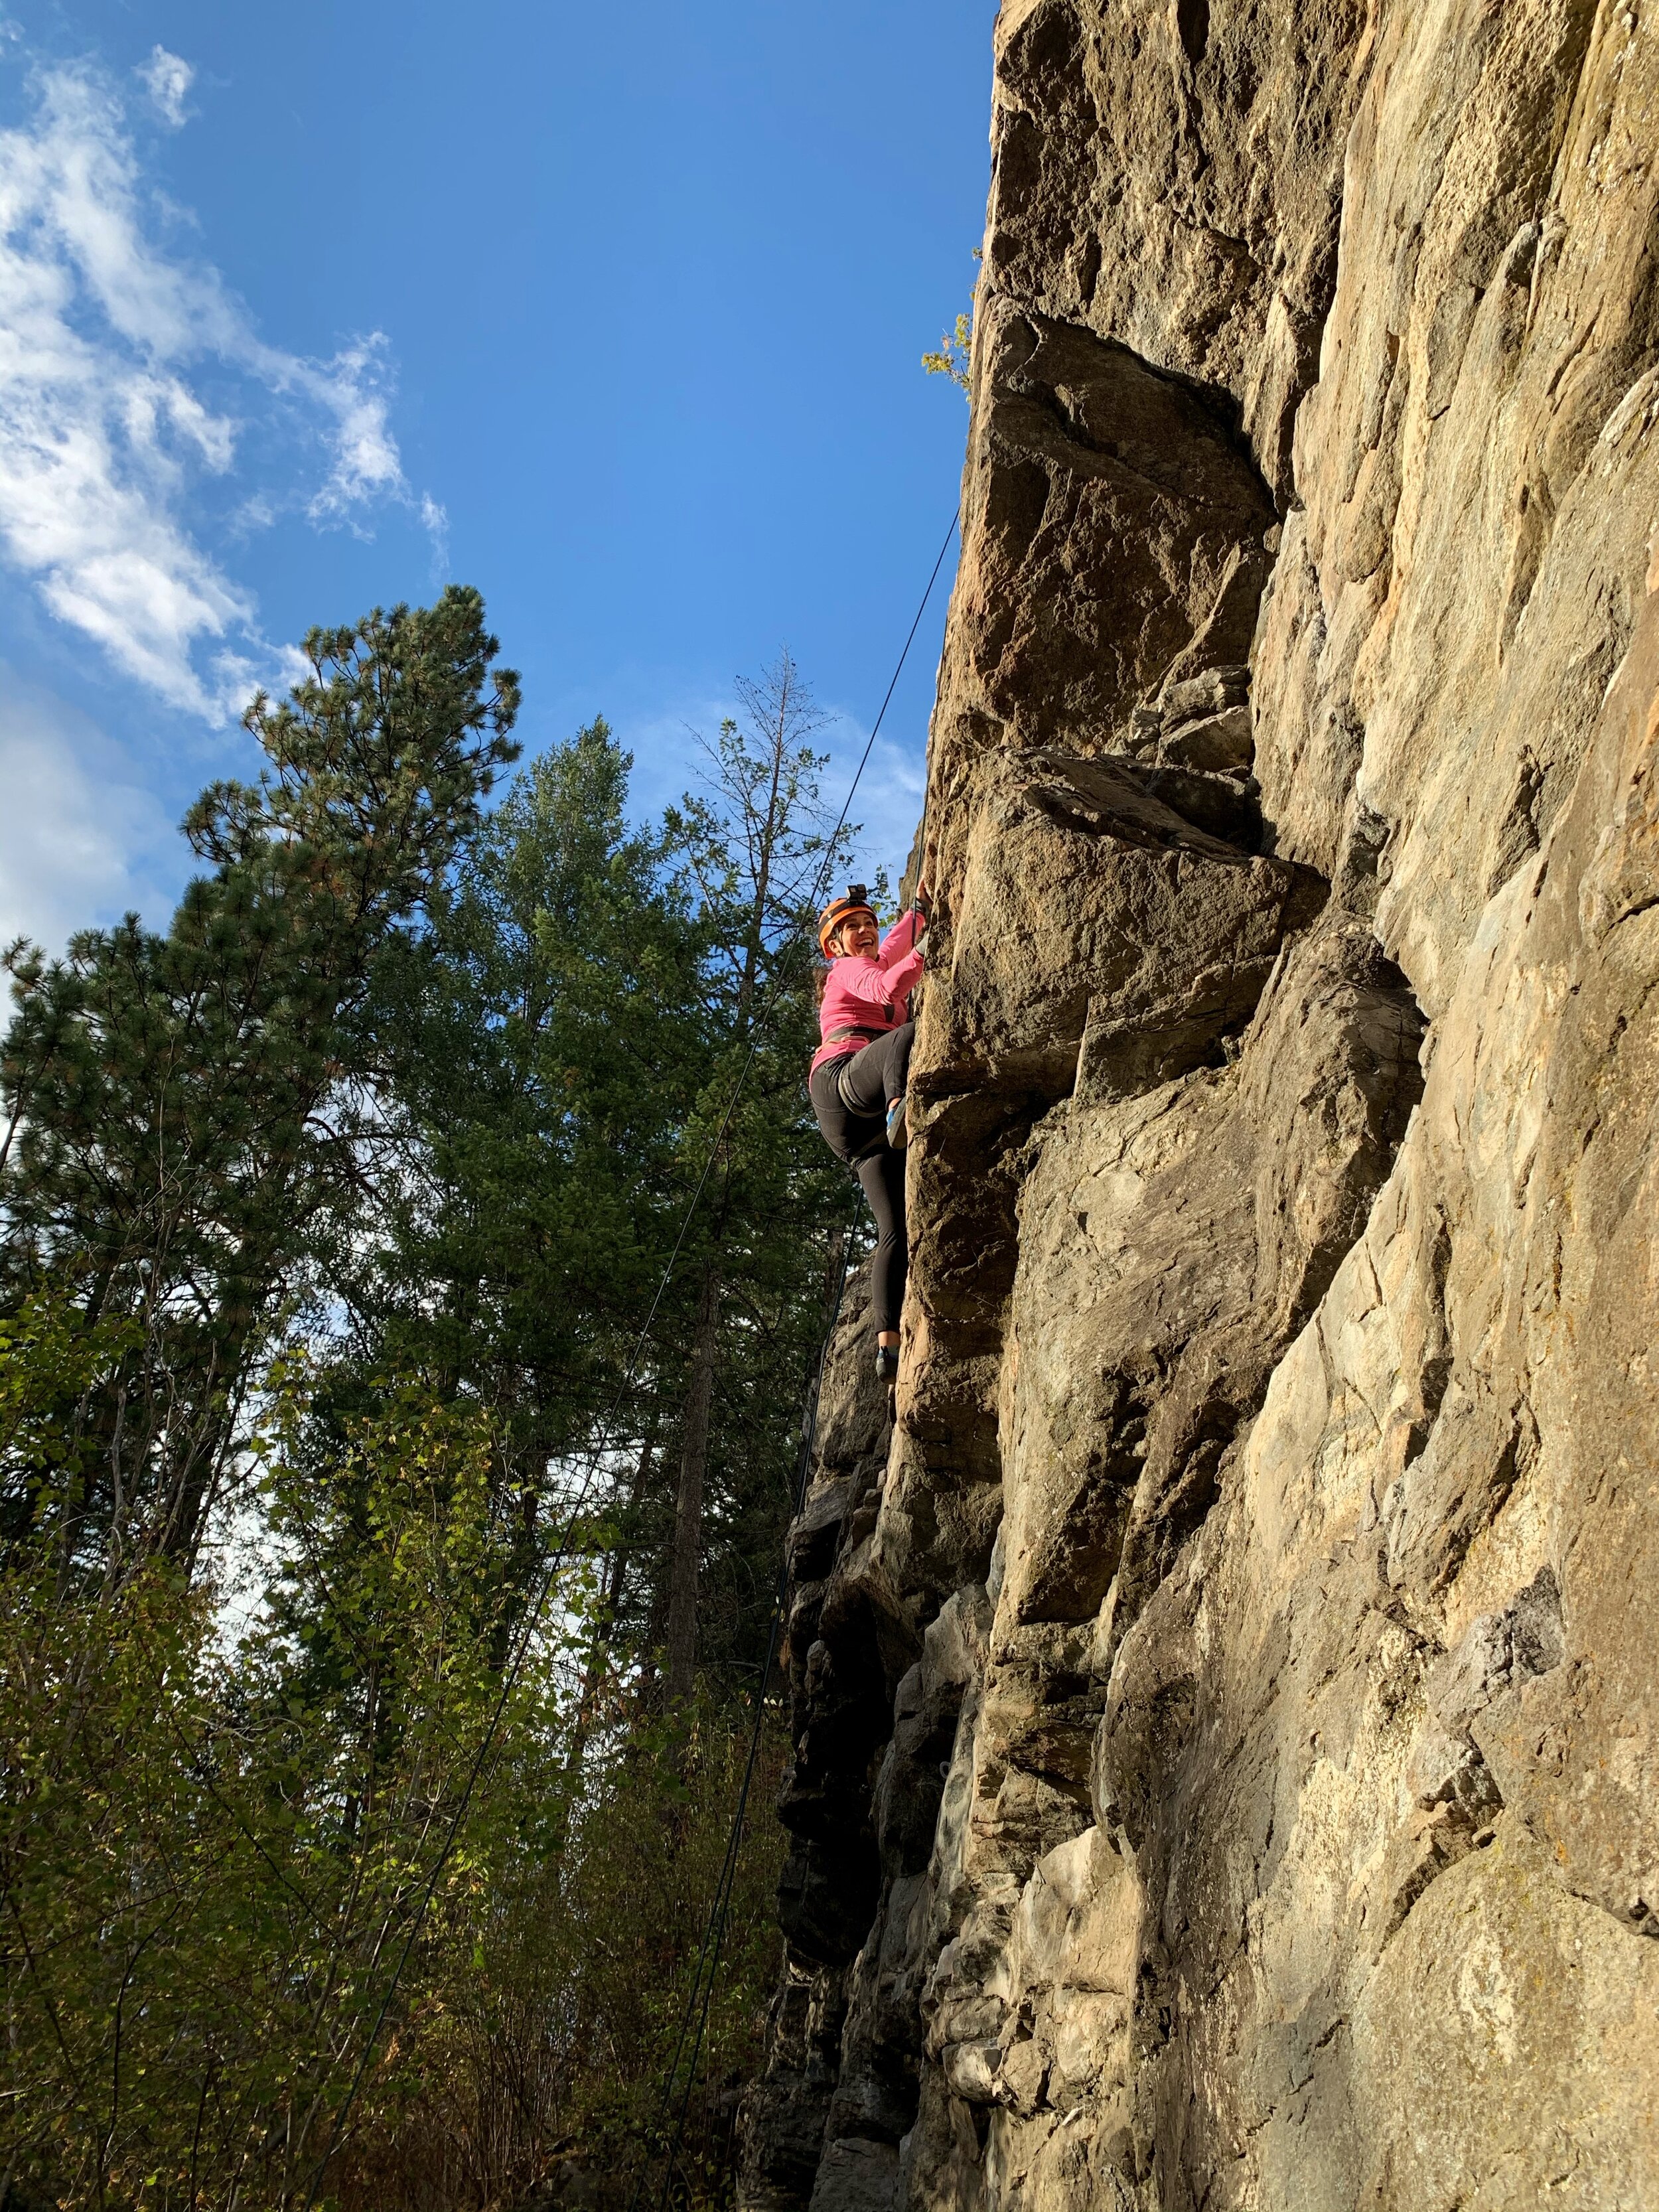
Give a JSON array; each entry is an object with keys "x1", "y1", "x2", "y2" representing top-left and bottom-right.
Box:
[
  {"x1": 337, "y1": 718, "x2": 709, "y2": 1591},
  {"x1": 0, "y1": 587, "x2": 520, "y2": 1579}
]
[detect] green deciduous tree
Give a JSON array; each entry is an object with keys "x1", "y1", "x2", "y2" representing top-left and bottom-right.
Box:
[{"x1": 1, "y1": 1306, "x2": 783, "y2": 2211}]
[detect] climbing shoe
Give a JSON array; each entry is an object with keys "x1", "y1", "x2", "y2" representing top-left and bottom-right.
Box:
[
  {"x1": 885, "y1": 1095, "x2": 908, "y2": 1151},
  {"x1": 874, "y1": 1343, "x2": 900, "y2": 1383}
]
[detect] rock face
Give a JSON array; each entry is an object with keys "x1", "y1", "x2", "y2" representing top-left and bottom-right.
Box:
[{"x1": 743, "y1": 4, "x2": 1659, "y2": 2207}]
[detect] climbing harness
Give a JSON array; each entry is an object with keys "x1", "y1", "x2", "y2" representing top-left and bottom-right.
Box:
[{"x1": 297, "y1": 506, "x2": 960, "y2": 2212}]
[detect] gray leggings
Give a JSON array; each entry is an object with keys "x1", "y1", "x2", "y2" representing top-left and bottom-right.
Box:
[
  {"x1": 833, "y1": 1023, "x2": 912, "y2": 1128},
  {"x1": 808, "y1": 1023, "x2": 913, "y2": 1332}
]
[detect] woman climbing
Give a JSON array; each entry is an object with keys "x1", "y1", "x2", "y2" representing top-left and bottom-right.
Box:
[{"x1": 808, "y1": 880, "x2": 929, "y2": 1382}]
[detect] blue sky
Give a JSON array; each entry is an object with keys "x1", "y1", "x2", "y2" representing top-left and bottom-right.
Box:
[{"x1": 0, "y1": 1, "x2": 993, "y2": 950}]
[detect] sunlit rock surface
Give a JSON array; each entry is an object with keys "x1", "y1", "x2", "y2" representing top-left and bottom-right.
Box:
[{"x1": 742, "y1": 3, "x2": 1659, "y2": 2205}]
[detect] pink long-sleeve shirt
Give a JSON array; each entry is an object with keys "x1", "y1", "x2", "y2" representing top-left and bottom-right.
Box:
[{"x1": 810, "y1": 908, "x2": 925, "y2": 1075}]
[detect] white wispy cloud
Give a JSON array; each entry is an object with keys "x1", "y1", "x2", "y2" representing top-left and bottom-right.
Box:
[
  {"x1": 816, "y1": 712, "x2": 928, "y2": 893},
  {"x1": 0, "y1": 57, "x2": 439, "y2": 719},
  {"x1": 136, "y1": 45, "x2": 192, "y2": 129},
  {"x1": 0, "y1": 660, "x2": 173, "y2": 951}
]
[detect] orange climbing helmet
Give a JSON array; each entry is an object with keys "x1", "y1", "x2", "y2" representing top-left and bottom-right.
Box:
[{"x1": 817, "y1": 885, "x2": 875, "y2": 956}]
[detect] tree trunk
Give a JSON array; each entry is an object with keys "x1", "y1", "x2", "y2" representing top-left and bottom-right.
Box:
[
  {"x1": 568, "y1": 1419, "x2": 658, "y2": 1767},
  {"x1": 664, "y1": 1264, "x2": 720, "y2": 1706}
]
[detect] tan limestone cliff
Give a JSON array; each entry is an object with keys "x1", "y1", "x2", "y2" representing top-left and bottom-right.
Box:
[{"x1": 743, "y1": 4, "x2": 1659, "y2": 2207}]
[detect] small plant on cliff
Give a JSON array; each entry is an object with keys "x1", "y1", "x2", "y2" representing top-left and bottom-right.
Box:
[{"x1": 922, "y1": 308, "x2": 973, "y2": 393}]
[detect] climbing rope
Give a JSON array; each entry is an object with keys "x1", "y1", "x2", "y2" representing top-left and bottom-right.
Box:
[
  {"x1": 299, "y1": 507, "x2": 960, "y2": 2210},
  {"x1": 623, "y1": 513, "x2": 962, "y2": 2212}
]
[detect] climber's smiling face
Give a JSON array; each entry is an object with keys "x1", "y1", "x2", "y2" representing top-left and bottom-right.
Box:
[{"x1": 835, "y1": 911, "x2": 879, "y2": 958}]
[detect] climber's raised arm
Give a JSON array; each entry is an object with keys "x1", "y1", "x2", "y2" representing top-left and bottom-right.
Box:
[{"x1": 876, "y1": 900, "x2": 926, "y2": 982}]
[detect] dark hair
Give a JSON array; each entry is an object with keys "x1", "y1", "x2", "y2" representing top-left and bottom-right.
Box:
[{"x1": 815, "y1": 916, "x2": 855, "y2": 1002}]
